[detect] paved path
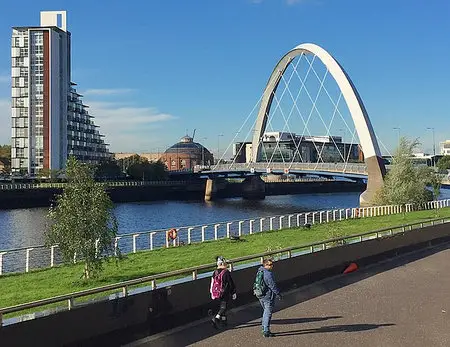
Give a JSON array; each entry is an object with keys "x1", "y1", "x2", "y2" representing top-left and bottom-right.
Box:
[{"x1": 126, "y1": 243, "x2": 450, "y2": 347}]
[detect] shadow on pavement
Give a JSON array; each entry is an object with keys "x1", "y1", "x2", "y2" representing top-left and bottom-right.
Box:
[
  {"x1": 232, "y1": 315, "x2": 343, "y2": 329},
  {"x1": 274, "y1": 323, "x2": 396, "y2": 337}
]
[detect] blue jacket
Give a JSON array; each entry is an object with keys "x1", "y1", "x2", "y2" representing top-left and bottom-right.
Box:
[{"x1": 258, "y1": 266, "x2": 280, "y2": 301}]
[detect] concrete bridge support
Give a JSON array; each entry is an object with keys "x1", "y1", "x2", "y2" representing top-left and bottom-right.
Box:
[
  {"x1": 242, "y1": 175, "x2": 266, "y2": 200},
  {"x1": 360, "y1": 156, "x2": 386, "y2": 207},
  {"x1": 204, "y1": 178, "x2": 217, "y2": 201}
]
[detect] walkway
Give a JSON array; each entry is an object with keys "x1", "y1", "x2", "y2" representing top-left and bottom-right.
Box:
[{"x1": 127, "y1": 243, "x2": 450, "y2": 347}]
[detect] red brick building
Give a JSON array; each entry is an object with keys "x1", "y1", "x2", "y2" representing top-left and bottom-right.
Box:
[{"x1": 160, "y1": 136, "x2": 214, "y2": 171}]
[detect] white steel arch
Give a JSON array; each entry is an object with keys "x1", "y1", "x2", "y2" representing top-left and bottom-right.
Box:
[{"x1": 251, "y1": 43, "x2": 385, "y2": 206}]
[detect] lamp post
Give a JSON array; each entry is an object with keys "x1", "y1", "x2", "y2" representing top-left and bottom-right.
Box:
[
  {"x1": 393, "y1": 127, "x2": 401, "y2": 148},
  {"x1": 426, "y1": 127, "x2": 436, "y2": 166},
  {"x1": 201, "y1": 137, "x2": 207, "y2": 167},
  {"x1": 217, "y1": 134, "x2": 224, "y2": 164}
]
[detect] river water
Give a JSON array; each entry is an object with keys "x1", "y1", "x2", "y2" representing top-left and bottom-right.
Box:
[
  {"x1": 2, "y1": 189, "x2": 450, "y2": 250},
  {"x1": 0, "y1": 192, "x2": 364, "y2": 250}
]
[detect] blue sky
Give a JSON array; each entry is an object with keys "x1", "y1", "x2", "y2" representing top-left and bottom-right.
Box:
[{"x1": 0, "y1": 0, "x2": 449, "y2": 156}]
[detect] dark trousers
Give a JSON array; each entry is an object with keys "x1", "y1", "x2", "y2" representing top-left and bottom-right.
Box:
[{"x1": 215, "y1": 299, "x2": 228, "y2": 320}]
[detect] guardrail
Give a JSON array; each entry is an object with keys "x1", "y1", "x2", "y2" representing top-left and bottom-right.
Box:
[
  {"x1": 0, "y1": 180, "x2": 191, "y2": 190},
  {"x1": 213, "y1": 162, "x2": 372, "y2": 175},
  {"x1": 1, "y1": 216, "x2": 448, "y2": 326},
  {"x1": 1, "y1": 199, "x2": 449, "y2": 275}
]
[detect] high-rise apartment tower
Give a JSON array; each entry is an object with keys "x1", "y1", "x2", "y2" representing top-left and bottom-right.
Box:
[{"x1": 11, "y1": 11, "x2": 109, "y2": 175}]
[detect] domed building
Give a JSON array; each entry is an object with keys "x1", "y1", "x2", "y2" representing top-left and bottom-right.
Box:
[{"x1": 160, "y1": 135, "x2": 214, "y2": 171}]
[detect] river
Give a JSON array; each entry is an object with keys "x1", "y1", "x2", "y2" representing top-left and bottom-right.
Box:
[{"x1": 1, "y1": 189, "x2": 450, "y2": 250}]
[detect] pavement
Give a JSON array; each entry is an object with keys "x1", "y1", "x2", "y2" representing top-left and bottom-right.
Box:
[{"x1": 125, "y1": 243, "x2": 450, "y2": 347}]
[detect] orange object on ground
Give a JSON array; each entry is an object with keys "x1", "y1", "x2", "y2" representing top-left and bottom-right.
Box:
[
  {"x1": 167, "y1": 228, "x2": 178, "y2": 241},
  {"x1": 343, "y1": 262, "x2": 358, "y2": 274}
]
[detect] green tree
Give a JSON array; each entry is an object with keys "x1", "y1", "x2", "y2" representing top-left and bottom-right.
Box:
[
  {"x1": 46, "y1": 157, "x2": 118, "y2": 279},
  {"x1": 375, "y1": 138, "x2": 433, "y2": 207},
  {"x1": 437, "y1": 155, "x2": 450, "y2": 172},
  {"x1": 37, "y1": 168, "x2": 62, "y2": 182},
  {"x1": 117, "y1": 154, "x2": 146, "y2": 174},
  {"x1": 127, "y1": 160, "x2": 168, "y2": 181},
  {"x1": 0, "y1": 145, "x2": 11, "y2": 159},
  {"x1": 95, "y1": 160, "x2": 123, "y2": 180}
]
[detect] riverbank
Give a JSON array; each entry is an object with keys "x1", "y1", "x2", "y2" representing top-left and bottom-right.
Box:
[
  {"x1": 0, "y1": 180, "x2": 365, "y2": 209},
  {"x1": 1, "y1": 208, "x2": 449, "y2": 311}
]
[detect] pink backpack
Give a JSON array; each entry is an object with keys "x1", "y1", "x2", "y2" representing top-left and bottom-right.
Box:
[{"x1": 210, "y1": 269, "x2": 226, "y2": 300}]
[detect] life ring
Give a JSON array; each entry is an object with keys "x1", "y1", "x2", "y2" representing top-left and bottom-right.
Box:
[{"x1": 167, "y1": 228, "x2": 178, "y2": 241}]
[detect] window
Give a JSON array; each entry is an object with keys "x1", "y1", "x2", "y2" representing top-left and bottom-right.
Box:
[
  {"x1": 12, "y1": 37, "x2": 20, "y2": 47},
  {"x1": 16, "y1": 148, "x2": 25, "y2": 157},
  {"x1": 12, "y1": 98, "x2": 25, "y2": 107},
  {"x1": 32, "y1": 46, "x2": 43, "y2": 54},
  {"x1": 20, "y1": 68, "x2": 28, "y2": 77},
  {"x1": 35, "y1": 117, "x2": 43, "y2": 126},
  {"x1": 35, "y1": 127, "x2": 43, "y2": 136},
  {"x1": 16, "y1": 128, "x2": 27, "y2": 137},
  {"x1": 32, "y1": 66, "x2": 43, "y2": 74}
]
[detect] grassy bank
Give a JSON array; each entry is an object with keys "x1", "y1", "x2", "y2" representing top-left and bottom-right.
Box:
[{"x1": 1, "y1": 208, "x2": 449, "y2": 310}]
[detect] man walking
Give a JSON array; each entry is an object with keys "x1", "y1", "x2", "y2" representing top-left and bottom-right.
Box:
[
  {"x1": 210, "y1": 256, "x2": 237, "y2": 328},
  {"x1": 257, "y1": 258, "x2": 281, "y2": 337}
]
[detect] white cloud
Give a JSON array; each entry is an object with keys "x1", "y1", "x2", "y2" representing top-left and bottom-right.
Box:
[
  {"x1": 87, "y1": 101, "x2": 177, "y2": 153},
  {"x1": 82, "y1": 88, "x2": 134, "y2": 96},
  {"x1": 0, "y1": 99, "x2": 11, "y2": 145}
]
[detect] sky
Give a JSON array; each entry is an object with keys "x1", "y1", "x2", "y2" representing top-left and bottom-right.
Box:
[{"x1": 0, "y1": 0, "x2": 449, "y2": 156}]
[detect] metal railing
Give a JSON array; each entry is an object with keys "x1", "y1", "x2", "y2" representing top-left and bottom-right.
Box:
[
  {"x1": 1, "y1": 216, "x2": 448, "y2": 326},
  {"x1": 213, "y1": 162, "x2": 371, "y2": 175},
  {"x1": 0, "y1": 180, "x2": 190, "y2": 190},
  {"x1": 1, "y1": 199, "x2": 449, "y2": 275}
]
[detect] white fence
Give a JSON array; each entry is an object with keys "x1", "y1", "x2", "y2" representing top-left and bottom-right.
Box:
[{"x1": 1, "y1": 199, "x2": 449, "y2": 275}]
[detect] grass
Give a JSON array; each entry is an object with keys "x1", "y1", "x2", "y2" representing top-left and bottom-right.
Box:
[{"x1": 1, "y1": 208, "x2": 449, "y2": 312}]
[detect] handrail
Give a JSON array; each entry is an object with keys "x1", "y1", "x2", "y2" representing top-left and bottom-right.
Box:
[{"x1": 1, "y1": 216, "x2": 448, "y2": 321}]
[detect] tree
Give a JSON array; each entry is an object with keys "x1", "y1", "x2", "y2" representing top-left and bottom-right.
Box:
[
  {"x1": 375, "y1": 137, "x2": 433, "y2": 207},
  {"x1": 0, "y1": 145, "x2": 11, "y2": 159},
  {"x1": 37, "y1": 168, "x2": 62, "y2": 182},
  {"x1": 127, "y1": 160, "x2": 168, "y2": 181},
  {"x1": 95, "y1": 159, "x2": 123, "y2": 180},
  {"x1": 437, "y1": 155, "x2": 450, "y2": 172},
  {"x1": 46, "y1": 156, "x2": 118, "y2": 279}
]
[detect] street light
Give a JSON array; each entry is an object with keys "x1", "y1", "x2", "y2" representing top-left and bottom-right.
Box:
[
  {"x1": 201, "y1": 137, "x2": 207, "y2": 166},
  {"x1": 217, "y1": 134, "x2": 224, "y2": 164},
  {"x1": 393, "y1": 127, "x2": 401, "y2": 148},
  {"x1": 426, "y1": 127, "x2": 436, "y2": 166}
]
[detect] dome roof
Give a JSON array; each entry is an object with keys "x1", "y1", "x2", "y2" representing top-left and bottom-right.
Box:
[{"x1": 164, "y1": 136, "x2": 212, "y2": 154}]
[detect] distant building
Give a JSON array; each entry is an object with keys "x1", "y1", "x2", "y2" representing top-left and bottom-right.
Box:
[
  {"x1": 160, "y1": 135, "x2": 214, "y2": 171},
  {"x1": 440, "y1": 140, "x2": 450, "y2": 156},
  {"x1": 233, "y1": 131, "x2": 363, "y2": 163},
  {"x1": 113, "y1": 136, "x2": 214, "y2": 171},
  {"x1": 11, "y1": 11, "x2": 110, "y2": 175}
]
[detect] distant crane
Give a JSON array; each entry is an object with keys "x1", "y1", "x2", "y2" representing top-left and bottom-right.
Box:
[{"x1": 192, "y1": 129, "x2": 196, "y2": 141}]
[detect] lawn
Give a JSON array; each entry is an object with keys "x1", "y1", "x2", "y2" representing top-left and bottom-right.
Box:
[{"x1": 1, "y1": 208, "x2": 449, "y2": 311}]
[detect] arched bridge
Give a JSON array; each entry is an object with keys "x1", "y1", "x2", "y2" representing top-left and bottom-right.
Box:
[{"x1": 212, "y1": 43, "x2": 386, "y2": 206}]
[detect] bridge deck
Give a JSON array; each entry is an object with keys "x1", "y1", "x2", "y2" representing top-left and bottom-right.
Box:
[{"x1": 128, "y1": 243, "x2": 450, "y2": 347}]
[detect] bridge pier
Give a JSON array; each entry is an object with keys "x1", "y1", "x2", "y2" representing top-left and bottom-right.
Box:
[
  {"x1": 242, "y1": 175, "x2": 266, "y2": 200},
  {"x1": 360, "y1": 155, "x2": 386, "y2": 207},
  {"x1": 204, "y1": 178, "x2": 218, "y2": 201}
]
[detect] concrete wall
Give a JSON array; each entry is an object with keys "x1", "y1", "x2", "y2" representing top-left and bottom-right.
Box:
[
  {"x1": 0, "y1": 180, "x2": 365, "y2": 209},
  {"x1": 1, "y1": 222, "x2": 450, "y2": 346}
]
